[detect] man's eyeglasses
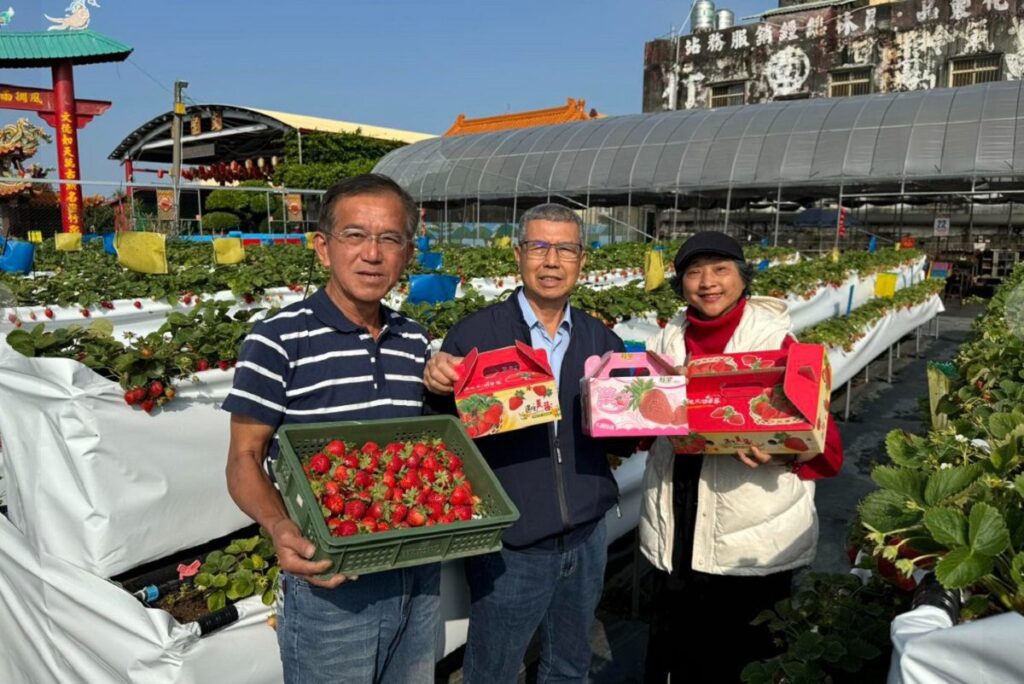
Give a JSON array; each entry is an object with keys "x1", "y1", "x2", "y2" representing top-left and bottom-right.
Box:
[
  {"x1": 328, "y1": 229, "x2": 409, "y2": 252},
  {"x1": 518, "y1": 240, "x2": 585, "y2": 262}
]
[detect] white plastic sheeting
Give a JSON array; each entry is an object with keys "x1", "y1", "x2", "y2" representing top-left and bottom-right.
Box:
[
  {"x1": 888, "y1": 605, "x2": 1024, "y2": 684},
  {"x1": 0, "y1": 340, "x2": 251, "y2": 578},
  {"x1": 0, "y1": 453, "x2": 647, "y2": 682},
  {"x1": 828, "y1": 296, "x2": 945, "y2": 390}
]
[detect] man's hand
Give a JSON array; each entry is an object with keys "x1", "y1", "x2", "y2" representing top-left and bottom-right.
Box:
[
  {"x1": 734, "y1": 445, "x2": 806, "y2": 470},
  {"x1": 269, "y1": 517, "x2": 353, "y2": 588},
  {"x1": 424, "y1": 351, "x2": 463, "y2": 394}
]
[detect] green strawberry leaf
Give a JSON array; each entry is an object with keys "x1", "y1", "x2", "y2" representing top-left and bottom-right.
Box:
[
  {"x1": 859, "y1": 489, "x2": 922, "y2": 531},
  {"x1": 987, "y1": 413, "x2": 1017, "y2": 440},
  {"x1": 935, "y1": 547, "x2": 993, "y2": 589},
  {"x1": 923, "y1": 508, "x2": 968, "y2": 548},
  {"x1": 206, "y1": 590, "x2": 227, "y2": 612},
  {"x1": 923, "y1": 465, "x2": 981, "y2": 506},
  {"x1": 969, "y1": 502, "x2": 1011, "y2": 557},
  {"x1": 872, "y1": 466, "x2": 926, "y2": 505}
]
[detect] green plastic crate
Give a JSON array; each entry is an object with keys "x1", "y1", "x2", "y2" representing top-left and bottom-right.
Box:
[{"x1": 273, "y1": 415, "x2": 520, "y2": 577}]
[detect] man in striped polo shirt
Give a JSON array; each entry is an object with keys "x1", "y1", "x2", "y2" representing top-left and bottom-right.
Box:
[{"x1": 224, "y1": 174, "x2": 438, "y2": 683}]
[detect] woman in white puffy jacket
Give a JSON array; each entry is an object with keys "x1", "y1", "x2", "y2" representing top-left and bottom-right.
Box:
[{"x1": 641, "y1": 232, "x2": 843, "y2": 683}]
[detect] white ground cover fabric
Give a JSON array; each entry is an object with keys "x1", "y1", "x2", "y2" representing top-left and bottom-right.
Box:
[{"x1": 888, "y1": 605, "x2": 1024, "y2": 684}]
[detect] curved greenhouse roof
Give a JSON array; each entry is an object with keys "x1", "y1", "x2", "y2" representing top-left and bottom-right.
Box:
[{"x1": 375, "y1": 81, "x2": 1024, "y2": 205}]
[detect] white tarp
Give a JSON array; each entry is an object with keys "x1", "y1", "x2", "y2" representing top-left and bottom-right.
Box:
[
  {"x1": 0, "y1": 452, "x2": 648, "y2": 683},
  {"x1": 828, "y1": 296, "x2": 945, "y2": 389},
  {"x1": 0, "y1": 340, "x2": 251, "y2": 578},
  {"x1": 888, "y1": 605, "x2": 1024, "y2": 684}
]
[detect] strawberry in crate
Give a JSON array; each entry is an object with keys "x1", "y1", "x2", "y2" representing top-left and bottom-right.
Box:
[{"x1": 300, "y1": 437, "x2": 484, "y2": 536}]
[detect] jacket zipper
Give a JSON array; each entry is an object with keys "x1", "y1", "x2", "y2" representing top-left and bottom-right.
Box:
[{"x1": 549, "y1": 424, "x2": 571, "y2": 532}]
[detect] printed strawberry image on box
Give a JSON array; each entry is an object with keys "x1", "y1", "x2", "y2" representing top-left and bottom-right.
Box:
[
  {"x1": 671, "y1": 343, "x2": 831, "y2": 455},
  {"x1": 454, "y1": 341, "x2": 560, "y2": 439},
  {"x1": 580, "y1": 351, "x2": 688, "y2": 437}
]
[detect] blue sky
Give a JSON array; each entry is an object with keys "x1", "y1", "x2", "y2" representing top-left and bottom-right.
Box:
[{"x1": 1, "y1": 0, "x2": 767, "y2": 190}]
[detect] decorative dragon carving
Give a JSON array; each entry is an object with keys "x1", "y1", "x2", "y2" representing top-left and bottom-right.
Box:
[{"x1": 0, "y1": 118, "x2": 52, "y2": 197}]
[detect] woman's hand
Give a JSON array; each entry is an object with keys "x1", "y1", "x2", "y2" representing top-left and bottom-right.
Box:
[{"x1": 734, "y1": 445, "x2": 812, "y2": 470}]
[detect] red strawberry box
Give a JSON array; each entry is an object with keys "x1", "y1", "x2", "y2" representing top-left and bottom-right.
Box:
[
  {"x1": 580, "y1": 351, "x2": 688, "y2": 437},
  {"x1": 454, "y1": 341, "x2": 561, "y2": 438},
  {"x1": 671, "y1": 343, "x2": 832, "y2": 455}
]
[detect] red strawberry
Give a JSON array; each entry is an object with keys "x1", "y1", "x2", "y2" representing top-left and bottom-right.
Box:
[
  {"x1": 217, "y1": 360, "x2": 231, "y2": 371},
  {"x1": 342, "y1": 453, "x2": 359, "y2": 468},
  {"x1": 333, "y1": 465, "x2": 349, "y2": 482},
  {"x1": 382, "y1": 472, "x2": 396, "y2": 488},
  {"x1": 324, "y1": 481, "x2": 340, "y2": 496},
  {"x1": 141, "y1": 399, "x2": 156, "y2": 414},
  {"x1": 324, "y1": 494, "x2": 345, "y2": 515},
  {"x1": 376, "y1": 521, "x2": 391, "y2": 532},
  {"x1": 327, "y1": 517, "x2": 343, "y2": 533},
  {"x1": 783, "y1": 437, "x2": 809, "y2": 451},
  {"x1": 196, "y1": 359, "x2": 210, "y2": 372},
  {"x1": 386, "y1": 455, "x2": 403, "y2": 473},
  {"x1": 725, "y1": 413, "x2": 745, "y2": 426},
  {"x1": 406, "y1": 508, "x2": 427, "y2": 527},
  {"x1": 391, "y1": 504, "x2": 408, "y2": 525},
  {"x1": 533, "y1": 385, "x2": 548, "y2": 397},
  {"x1": 344, "y1": 500, "x2": 367, "y2": 519},
  {"x1": 450, "y1": 485, "x2": 472, "y2": 506},
  {"x1": 353, "y1": 471, "x2": 373, "y2": 489},
  {"x1": 100, "y1": 300, "x2": 114, "y2": 310},
  {"x1": 427, "y1": 501, "x2": 444, "y2": 519},
  {"x1": 368, "y1": 501, "x2": 385, "y2": 520},
  {"x1": 484, "y1": 404, "x2": 503, "y2": 424},
  {"x1": 361, "y1": 441, "x2": 381, "y2": 456},
  {"x1": 149, "y1": 381, "x2": 164, "y2": 398},
  {"x1": 326, "y1": 440, "x2": 346, "y2": 456},
  {"x1": 447, "y1": 454, "x2": 463, "y2": 471},
  {"x1": 81, "y1": 308, "x2": 91, "y2": 318},
  {"x1": 633, "y1": 383, "x2": 673, "y2": 424},
  {"x1": 657, "y1": 318, "x2": 667, "y2": 328},
  {"x1": 44, "y1": 307, "x2": 54, "y2": 319},
  {"x1": 309, "y1": 453, "x2": 331, "y2": 475},
  {"x1": 133, "y1": 301, "x2": 143, "y2": 309},
  {"x1": 509, "y1": 395, "x2": 524, "y2": 410},
  {"x1": 453, "y1": 505, "x2": 473, "y2": 521},
  {"x1": 337, "y1": 520, "x2": 359, "y2": 537},
  {"x1": 124, "y1": 390, "x2": 137, "y2": 405},
  {"x1": 412, "y1": 443, "x2": 430, "y2": 458}
]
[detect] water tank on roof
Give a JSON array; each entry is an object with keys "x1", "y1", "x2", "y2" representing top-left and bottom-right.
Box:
[
  {"x1": 691, "y1": 0, "x2": 716, "y2": 32},
  {"x1": 716, "y1": 9, "x2": 735, "y2": 30}
]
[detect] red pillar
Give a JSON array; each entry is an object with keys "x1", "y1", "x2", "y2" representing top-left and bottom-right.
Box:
[{"x1": 52, "y1": 61, "x2": 84, "y2": 233}]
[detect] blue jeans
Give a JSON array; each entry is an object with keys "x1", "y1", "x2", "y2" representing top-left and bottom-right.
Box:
[
  {"x1": 462, "y1": 520, "x2": 607, "y2": 684},
  {"x1": 276, "y1": 564, "x2": 440, "y2": 684}
]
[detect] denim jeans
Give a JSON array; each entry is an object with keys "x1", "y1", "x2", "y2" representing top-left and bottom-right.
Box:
[
  {"x1": 462, "y1": 520, "x2": 607, "y2": 684},
  {"x1": 276, "y1": 563, "x2": 440, "y2": 684}
]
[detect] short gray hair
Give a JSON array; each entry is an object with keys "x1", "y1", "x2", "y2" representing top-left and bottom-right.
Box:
[{"x1": 517, "y1": 203, "x2": 584, "y2": 243}]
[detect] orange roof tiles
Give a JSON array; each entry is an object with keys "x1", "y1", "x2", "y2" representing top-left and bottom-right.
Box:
[{"x1": 444, "y1": 98, "x2": 601, "y2": 137}]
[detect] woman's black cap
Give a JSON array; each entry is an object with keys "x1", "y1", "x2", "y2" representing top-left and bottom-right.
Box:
[{"x1": 672, "y1": 231, "x2": 745, "y2": 272}]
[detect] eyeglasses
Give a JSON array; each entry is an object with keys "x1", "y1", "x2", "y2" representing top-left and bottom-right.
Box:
[
  {"x1": 328, "y1": 229, "x2": 409, "y2": 252},
  {"x1": 518, "y1": 240, "x2": 585, "y2": 262}
]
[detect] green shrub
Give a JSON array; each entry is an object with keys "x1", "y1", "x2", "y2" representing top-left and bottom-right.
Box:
[{"x1": 202, "y1": 212, "x2": 241, "y2": 233}]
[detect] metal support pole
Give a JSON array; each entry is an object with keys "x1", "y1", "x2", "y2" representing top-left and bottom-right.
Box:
[
  {"x1": 864, "y1": 361, "x2": 869, "y2": 383},
  {"x1": 934, "y1": 316, "x2": 939, "y2": 339},
  {"x1": 171, "y1": 80, "x2": 189, "y2": 229},
  {"x1": 266, "y1": 191, "x2": 272, "y2": 234},
  {"x1": 844, "y1": 381, "x2": 852, "y2": 421},
  {"x1": 773, "y1": 183, "x2": 782, "y2": 247},
  {"x1": 896, "y1": 340, "x2": 901, "y2": 360},
  {"x1": 197, "y1": 188, "x2": 204, "y2": 235},
  {"x1": 887, "y1": 345, "x2": 893, "y2": 383},
  {"x1": 297, "y1": 130, "x2": 303, "y2": 165}
]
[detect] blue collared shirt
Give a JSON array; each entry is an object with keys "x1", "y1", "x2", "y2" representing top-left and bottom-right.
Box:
[{"x1": 517, "y1": 288, "x2": 572, "y2": 386}]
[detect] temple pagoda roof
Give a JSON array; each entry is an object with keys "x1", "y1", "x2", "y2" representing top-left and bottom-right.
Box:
[
  {"x1": 444, "y1": 98, "x2": 601, "y2": 137},
  {"x1": 0, "y1": 30, "x2": 132, "y2": 67}
]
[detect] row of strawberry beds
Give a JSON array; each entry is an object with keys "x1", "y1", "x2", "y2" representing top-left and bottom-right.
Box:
[
  {"x1": 743, "y1": 274, "x2": 1024, "y2": 683},
  {"x1": 0, "y1": 247, "x2": 941, "y2": 681}
]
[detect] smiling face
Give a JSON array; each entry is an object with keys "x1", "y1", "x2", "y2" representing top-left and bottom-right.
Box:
[
  {"x1": 313, "y1": 192, "x2": 413, "y2": 318},
  {"x1": 514, "y1": 218, "x2": 586, "y2": 308},
  {"x1": 681, "y1": 255, "x2": 745, "y2": 320}
]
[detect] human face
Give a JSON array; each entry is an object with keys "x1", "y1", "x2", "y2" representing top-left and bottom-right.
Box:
[
  {"x1": 514, "y1": 219, "x2": 586, "y2": 307},
  {"x1": 313, "y1": 193, "x2": 413, "y2": 316},
  {"x1": 681, "y1": 255, "x2": 745, "y2": 320}
]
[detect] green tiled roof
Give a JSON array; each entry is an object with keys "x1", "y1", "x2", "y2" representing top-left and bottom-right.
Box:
[{"x1": 0, "y1": 30, "x2": 132, "y2": 67}]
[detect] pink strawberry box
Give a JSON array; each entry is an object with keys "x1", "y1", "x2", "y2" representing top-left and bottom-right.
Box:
[{"x1": 580, "y1": 351, "x2": 688, "y2": 437}]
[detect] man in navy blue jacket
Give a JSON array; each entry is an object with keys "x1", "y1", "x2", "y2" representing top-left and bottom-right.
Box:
[{"x1": 425, "y1": 203, "x2": 626, "y2": 683}]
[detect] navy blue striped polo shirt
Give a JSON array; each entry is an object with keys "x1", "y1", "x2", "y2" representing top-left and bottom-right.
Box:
[{"x1": 222, "y1": 287, "x2": 428, "y2": 431}]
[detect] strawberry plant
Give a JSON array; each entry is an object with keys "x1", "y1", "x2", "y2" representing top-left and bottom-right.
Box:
[
  {"x1": 855, "y1": 264, "x2": 1024, "y2": 618},
  {"x1": 5, "y1": 300, "x2": 264, "y2": 411},
  {"x1": 740, "y1": 573, "x2": 910, "y2": 684},
  {"x1": 159, "y1": 530, "x2": 280, "y2": 618}
]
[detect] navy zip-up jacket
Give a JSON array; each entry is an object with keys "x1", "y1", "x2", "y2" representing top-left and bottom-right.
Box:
[{"x1": 427, "y1": 290, "x2": 626, "y2": 549}]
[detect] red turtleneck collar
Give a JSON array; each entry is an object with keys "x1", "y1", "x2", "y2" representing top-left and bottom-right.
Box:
[{"x1": 684, "y1": 297, "x2": 747, "y2": 356}]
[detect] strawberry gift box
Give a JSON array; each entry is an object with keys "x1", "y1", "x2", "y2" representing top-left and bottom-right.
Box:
[
  {"x1": 454, "y1": 341, "x2": 561, "y2": 438},
  {"x1": 670, "y1": 343, "x2": 832, "y2": 455},
  {"x1": 580, "y1": 351, "x2": 688, "y2": 437}
]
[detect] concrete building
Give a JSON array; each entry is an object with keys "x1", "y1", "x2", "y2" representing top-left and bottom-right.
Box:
[{"x1": 644, "y1": 0, "x2": 1024, "y2": 112}]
